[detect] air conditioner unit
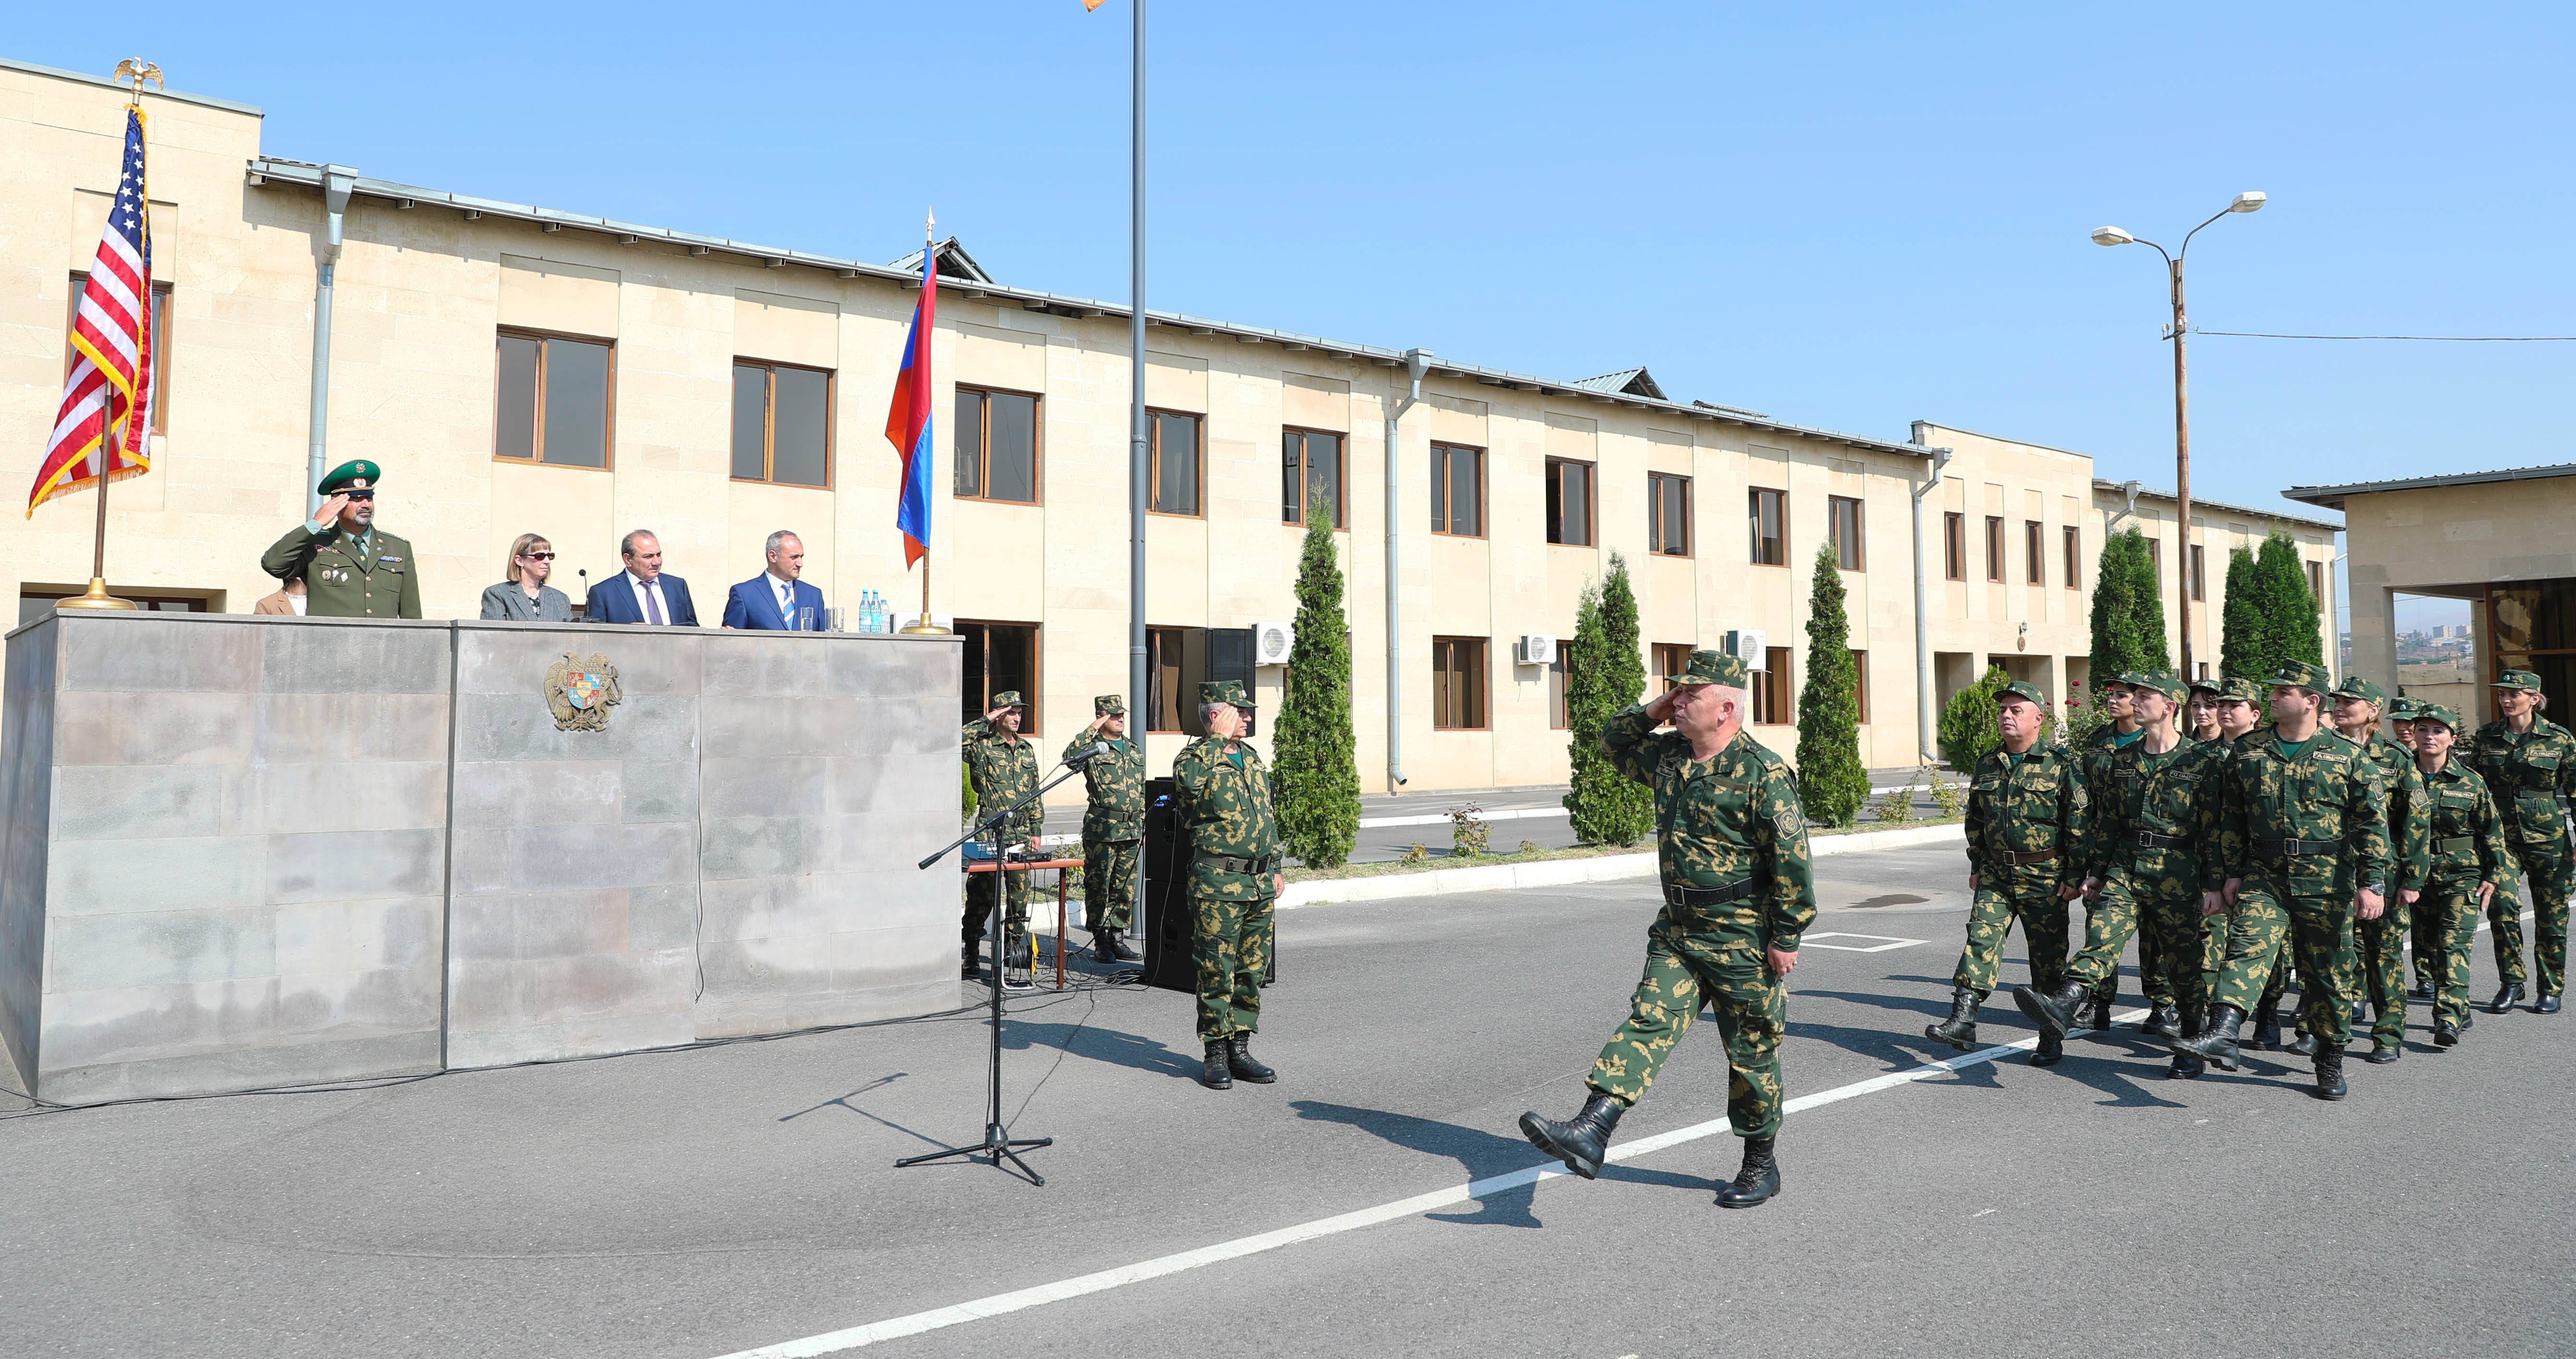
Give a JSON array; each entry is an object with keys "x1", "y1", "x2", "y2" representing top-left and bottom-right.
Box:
[
  {"x1": 1252, "y1": 620, "x2": 1295, "y2": 666},
  {"x1": 1515, "y1": 634, "x2": 1556, "y2": 666},
  {"x1": 1725, "y1": 629, "x2": 1768, "y2": 670}
]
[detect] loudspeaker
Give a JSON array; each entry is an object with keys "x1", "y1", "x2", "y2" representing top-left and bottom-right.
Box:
[{"x1": 1140, "y1": 777, "x2": 1195, "y2": 993}]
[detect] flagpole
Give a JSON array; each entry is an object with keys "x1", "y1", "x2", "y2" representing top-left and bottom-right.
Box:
[
  {"x1": 60, "y1": 70, "x2": 156, "y2": 614},
  {"x1": 902, "y1": 208, "x2": 947, "y2": 635},
  {"x1": 1127, "y1": 0, "x2": 1147, "y2": 740}
]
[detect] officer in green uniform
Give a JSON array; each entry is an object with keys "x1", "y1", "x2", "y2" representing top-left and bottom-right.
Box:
[
  {"x1": 2468, "y1": 669, "x2": 2576, "y2": 1014},
  {"x1": 1172, "y1": 680, "x2": 1283, "y2": 1090},
  {"x1": 2174, "y1": 661, "x2": 2391, "y2": 1100},
  {"x1": 961, "y1": 691, "x2": 1042, "y2": 985},
  {"x1": 259, "y1": 461, "x2": 422, "y2": 619},
  {"x1": 2017, "y1": 672, "x2": 2228, "y2": 1076},
  {"x1": 2077, "y1": 676, "x2": 2163, "y2": 1031},
  {"x1": 2389, "y1": 696, "x2": 2444, "y2": 999},
  {"x1": 1519, "y1": 650, "x2": 1813, "y2": 1209},
  {"x1": 1925, "y1": 680, "x2": 2087, "y2": 1065},
  {"x1": 2331, "y1": 675, "x2": 2429, "y2": 1061},
  {"x1": 1066, "y1": 694, "x2": 1145, "y2": 964},
  {"x1": 2410, "y1": 704, "x2": 2508, "y2": 1046}
]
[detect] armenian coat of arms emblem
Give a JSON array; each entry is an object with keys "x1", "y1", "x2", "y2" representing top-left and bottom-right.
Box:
[{"x1": 545, "y1": 652, "x2": 624, "y2": 732}]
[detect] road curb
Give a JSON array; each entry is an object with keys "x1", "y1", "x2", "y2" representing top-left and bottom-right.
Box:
[{"x1": 1278, "y1": 822, "x2": 1964, "y2": 909}]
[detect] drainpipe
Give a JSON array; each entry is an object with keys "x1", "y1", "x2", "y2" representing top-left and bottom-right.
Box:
[
  {"x1": 2105, "y1": 478, "x2": 2142, "y2": 536},
  {"x1": 1908, "y1": 422, "x2": 1951, "y2": 764},
  {"x1": 1384, "y1": 348, "x2": 1431, "y2": 792},
  {"x1": 306, "y1": 166, "x2": 356, "y2": 516}
]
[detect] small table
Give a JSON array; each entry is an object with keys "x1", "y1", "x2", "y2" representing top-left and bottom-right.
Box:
[{"x1": 964, "y1": 856, "x2": 1084, "y2": 991}]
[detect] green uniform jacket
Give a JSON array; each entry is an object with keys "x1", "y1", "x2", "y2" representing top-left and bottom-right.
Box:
[
  {"x1": 2078, "y1": 724, "x2": 2136, "y2": 811},
  {"x1": 1172, "y1": 736, "x2": 1280, "y2": 900},
  {"x1": 1064, "y1": 733, "x2": 1145, "y2": 841},
  {"x1": 1599, "y1": 709, "x2": 1817, "y2": 950},
  {"x1": 261, "y1": 524, "x2": 423, "y2": 619},
  {"x1": 2354, "y1": 732, "x2": 2432, "y2": 895},
  {"x1": 2468, "y1": 717, "x2": 2576, "y2": 855},
  {"x1": 2420, "y1": 758, "x2": 2508, "y2": 889},
  {"x1": 1965, "y1": 744, "x2": 2088, "y2": 882},
  {"x1": 2218, "y1": 727, "x2": 2390, "y2": 893},
  {"x1": 961, "y1": 719, "x2": 1042, "y2": 845},
  {"x1": 2083, "y1": 735, "x2": 2227, "y2": 893}
]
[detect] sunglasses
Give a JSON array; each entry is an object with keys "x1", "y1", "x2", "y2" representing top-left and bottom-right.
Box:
[
  {"x1": 521, "y1": 550, "x2": 555, "y2": 560},
  {"x1": 344, "y1": 490, "x2": 376, "y2": 501}
]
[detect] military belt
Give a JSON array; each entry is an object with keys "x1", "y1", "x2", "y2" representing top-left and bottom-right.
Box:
[
  {"x1": 1993, "y1": 847, "x2": 2060, "y2": 866},
  {"x1": 2434, "y1": 835, "x2": 2477, "y2": 854},
  {"x1": 2252, "y1": 836, "x2": 2338, "y2": 858},
  {"x1": 1198, "y1": 851, "x2": 1280, "y2": 875},
  {"x1": 2128, "y1": 831, "x2": 2185, "y2": 850},
  {"x1": 1664, "y1": 878, "x2": 1756, "y2": 908}
]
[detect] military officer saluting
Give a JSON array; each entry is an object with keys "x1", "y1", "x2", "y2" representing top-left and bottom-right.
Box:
[
  {"x1": 1173, "y1": 680, "x2": 1285, "y2": 1091},
  {"x1": 2410, "y1": 704, "x2": 2508, "y2": 1045},
  {"x1": 961, "y1": 691, "x2": 1043, "y2": 986},
  {"x1": 1521, "y1": 650, "x2": 1813, "y2": 1210},
  {"x1": 2468, "y1": 669, "x2": 2576, "y2": 1014},
  {"x1": 1066, "y1": 694, "x2": 1146, "y2": 964},
  {"x1": 260, "y1": 461, "x2": 422, "y2": 619}
]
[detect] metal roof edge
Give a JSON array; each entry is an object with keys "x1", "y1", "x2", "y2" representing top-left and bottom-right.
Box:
[
  {"x1": 2283, "y1": 464, "x2": 2576, "y2": 510},
  {"x1": 2, "y1": 57, "x2": 263, "y2": 117},
  {"x1": 2096, "y1": 479, "x2": 2343, "y2": 532}
]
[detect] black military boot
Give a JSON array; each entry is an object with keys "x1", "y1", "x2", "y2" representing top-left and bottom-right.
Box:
[
  {"x1": 1716, "y1": 1135, "x2": 1781, "y2": 1209},
  {"x1": 2349, "y1": 998, "x2": 2369, "y2": 1027},
  {"x1": 1199, "y1": 1039, "x2": 1232, "y2": 1090},
  {"x1": 2013, "y1": 978, "x2": 2094, "y2": 1042},
  {"x1": 2285, "y1": 1025, "x2": 2319, "y2": 1057},
  {"x1": 2408, "y1": 978, "x2": 2435, "y2": 1002},
  {"x1": 1518, "y1": 1091, "x2": 1625, "y2": 1180},
  {"x1": 2249, "y1": 1002, "x2": 2283, "y2": 1051},
  {"x1": 1226, "y1": 1034, "x2": 1276, "y2": 1084},
  {"x1": 2491, "y1": 982, "x2": 2526, "y2": 1014},
  {"x1": 2030, "y1": 1030, "x2": 2064, "y2": 1066},
  {"x1": 2142, "y1": 1003, "x2": 2183, "y2": 1041},
  {"x1": 1110, "y1": 929, "x2": 1144, "y2": 964},
  {"x1": 2168, "y1": 1050, "x2": 2206, "y2": 1079},
  {"x1": 2313, "y1": 1046, "x2": 2348, "y2": 1101},
  {"x1": 2433, "y1": 1017, "x2": 2462, "y2": 1047},
  {"x1": 1925, "y1": 987, "x2": 1981, "y2": 1050},
  {"x1": 2088, "y1": 992, "x2": 2115, "y2": 1031},
  {"x1": 2172, "y1": 1004, "x2": 2246, "y2": 1071},
  {"x1": 2539, "y1": 992, "x2": 2564, "y2": 1014},
  {"x1": 961, "y1": 941, "x2": 979, "y2": 978},
  {"x1": 2366, "y1": 1038, "x2": 2402, "y2": 1063}
]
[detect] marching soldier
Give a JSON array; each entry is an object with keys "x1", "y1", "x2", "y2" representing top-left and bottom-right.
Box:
[
  {"x1": 2186, "y1": 676, "x2": 2227, "y2": 744},
  {"x1": 1066, "y1": 694, "x2": 1146, "y2": 964},
  {"x1": 961, "y1": 692, "x2": 1043, "y2": 986},
  {"x1": 2173, "y1": 661, "x2": 2391, "y2": 1100},
  {"x1": 2467, "y1": 669, "x2": 2576, "y2": 1014},
  {"x1": 1520, "y1": 650, "x2": 1813, "y2": 1208},
  {"x1": 2391, "y1": 696, "x2": 2444, "y2": 1001},
  {"x1": 1173, "y1": 680, "x2": 1284, "y2": 1090},
  {"x1": 1925, "y1": 680, "x2": 2087, "y2": 1064},
  {"x1": 259, "y1": 461, "x2": 422, "y2": 619},
  {"x1": 2331, "y1": 676, "x2": 2428, "y2": 1062},
  {"x1": 2077, "y1": 676, "x2": 2164, "y2": 1031},
  {"x1": 2410, "y1": 705, "x2": 2508, "y2": 1046}
]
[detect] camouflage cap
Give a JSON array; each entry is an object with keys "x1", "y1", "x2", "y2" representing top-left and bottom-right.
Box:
[
  {"x1": 2218, "y1": 676, "x2": 2265, "y2": 704},
  {"x1": 1668, "y1": 648, "x2": 1749, "y2": 690},
  {"x1": 2187, "y1": 673, "x2": 2227, "y2": 697},
  {"x1": 2270, "y1": 660, "x2": 2333, "y2": 693},
  {"x1": 1199, "y1": 679, "x2": 1252, "y2": 709},
  {"x1": 1996, "y1": 680, "x2": 2048, "y2": 709},
  {"x1": 2329, "y1": 674, "x2": 2389, "y2": 707},
  {"x1": 2094, "y1": 674, "x2": 2134, "y2": 692},
  {"x1": 2494, "y1": 668, "x2": 2544, "y2": 691},
  {"x1": 2387, "y1": 695, "x2": 2427, "y2": 721},
  {"x1": 317, "y1": 459, "x2": 381, "y2": 495},
  {"x1": 1093, "y1": 693, "x2": 1126, "y2": 716},
  {"x1": 989, "y1": 690, "x2": 1026, "y2": 710},
  {"x1": 2130, "y1": 671, "x2": 2189, "y2": 703},
  {"x1": 2418, "y1": 703, "x2": 2467, "y2": 734}
]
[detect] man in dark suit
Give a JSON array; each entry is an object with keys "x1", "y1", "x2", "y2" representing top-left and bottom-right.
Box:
[
  {"x1": 723, "y1": 529, "x2": 826, "y2": 631},
  {"x1": 587, "y1": 529, "x2": 700, "y2": 626}
]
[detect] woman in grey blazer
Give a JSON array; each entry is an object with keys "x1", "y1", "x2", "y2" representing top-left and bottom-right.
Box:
[{"x1": 481, "y1": 533, "x2": 573, "y2": 622}]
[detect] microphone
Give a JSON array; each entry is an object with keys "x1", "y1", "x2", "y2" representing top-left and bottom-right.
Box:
[
  {"x1": 577, "y1": 569, "x2": 590, "y2": 619},
  {"x1": 1064, "y1": 741, "x2": 1113, "y2": 766}
]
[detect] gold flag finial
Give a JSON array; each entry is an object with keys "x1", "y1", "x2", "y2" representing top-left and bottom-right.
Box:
[{"x1": 113, "y1": 59, "x2": 163, "y2": 101}]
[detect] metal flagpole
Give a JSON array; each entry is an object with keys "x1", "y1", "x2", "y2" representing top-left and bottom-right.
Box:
[
  {"x1": 903, "y1": 208, "x2": 948, "y2": 635},
  {"x1": 1127, "y1": 2, "x2": 1147, "y2": 762},
  {"x1": 61, "y1": 61, "x2": 158, "y2": 614}
]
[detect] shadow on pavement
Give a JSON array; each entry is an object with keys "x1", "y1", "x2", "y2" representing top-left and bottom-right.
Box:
[
  {"x1": 1290, "y1": 1099, "x2": 1708, "y2": 1228},
  {"x1": 997, "y1": 1017, "x2": 1204, "y2": 1082}
]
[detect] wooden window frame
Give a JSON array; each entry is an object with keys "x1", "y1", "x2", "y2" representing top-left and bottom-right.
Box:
[
  {"x1": 1652, "y1": 642, "x2": 1693, "y2": 690},
  {"x1": 2063, "y1": 525, "x2": 2081, "y2": 591},
  {"x1": 1984, "y1": 515, "x2": 2006, "y2": 583},
  {"x1": 729, "y1": 357, "x2": 836, "y2": 489},
  {"x1": 1431, "y1": 635, "x2": 1490, "y2": 731},
  {"x1": 1147, "y1": 408, "x2": 1205, "y2": 518},
  {"x1": 1748, "y1": 487, "x2": 1788, "y2": 567},
  {"x1": 1828, "y1": 495, "x2": 1864, "y2": 571},
  {"x1": 1281, "y1": 426, "x2": 1348, "y2": 529},
  {"x1": 2306, "y1": 559, "x2": 2324, "y2": 603},
  {"x1": 1430, "y1": 442, "x2": 1488, "y2": 538},
  {"x1": 1944, "y1": 512, "x2": 1967, "y2": 582},
  {"x1": 1852, "y1": 649, "x2": 1870, "y2": 724},
  {"x1": 66, "y1": 272, "x2": 173, "y2": 436},
  {"x1": 1544, "y1": 458, "x2": 1597, "y2": 547},
  {"x1": 1649, "y1": 473, "x2": 1693, "y2": 558},
  {"x1": 955, "y1": 384, "x2": 1045, "y2": 506},
  {"x1": 2025, "y1": 520, "x2": 2046, "y2": 585},
  {"x1": 1548, "y1": 640, "x2": 1575, "y2": 730},
  {"x1": 958, "y1": 618, "x2": 1044, "y2": 736},
  {"x1": 494, "y1": 325, "x2": 618, "y2": 471},
  {"x1": 2145, "y1": 538, "x2": 2161, "y2": 574},
  {"x1": 2189, "y1": 543, "x2": 2207, "y2": 602},
  {"x1": 1753, "y1": 647, "x2": 1794, "y2": 725}
]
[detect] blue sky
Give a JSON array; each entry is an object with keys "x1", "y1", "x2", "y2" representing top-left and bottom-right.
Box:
[{"x1": 20, "y1": 3, "x2": 2571, "y2": 533}]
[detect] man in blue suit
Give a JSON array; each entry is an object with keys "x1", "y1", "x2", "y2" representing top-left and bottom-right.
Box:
[
  {"x1": 586, "y1": 529, "x2": 700, "y2": 626},
  {"x1": 723, "y1": 529, "x2": 826, "y2": 631}
]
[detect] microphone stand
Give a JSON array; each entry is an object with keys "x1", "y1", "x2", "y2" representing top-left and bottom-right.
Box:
[{"x1": 899, "y1": 751, "x2": 1103, "y2": 1185}]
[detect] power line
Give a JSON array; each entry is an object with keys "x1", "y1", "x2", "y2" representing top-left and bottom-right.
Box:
[{"x1": 2192, "y1": 329, "x2": 2576, "y2": 342}]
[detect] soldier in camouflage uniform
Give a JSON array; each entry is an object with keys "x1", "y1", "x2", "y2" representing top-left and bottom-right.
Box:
[
  {"x1": 2076, "y1": 676, "x2": 2167, "y2": 1032},
  {"x1": 1520, "y1": 650, "x2": 1813, "y2": 1210},
  {"x1": 961, "y1": 691, "x2": 1043, "y2": 985},
  {"x1": 2389, "y1": 696, "x2": 2444, "y2": 999},
  {"x1": 2214, "y1": 677, "x2": 2264, "y2": 744},
  {"x1": 1925, "y1": 681, "x2": 2087, "y2": 1065},
  {"x1": 2215, "y1": 674, "x2": 2306, "y2": 1050},
  {"x1": 1067, "y1": 694, "x2": 1146, "y2": 964},
  {"x1": 2468, "y1": 669, "x2": 2576, "y2": 1014},
  {"x1": 2410, "y1": 704, "x2": 2508, "y2": 1045},
  {"x1": 1172, "y1": 680, "x2": 1284, "y2": 1090},
  {"x1": 2174, "y1": 661, "x2": 2392, "y2": 1100},
  {"x1": 2331, "y1": 676, "x2": 2429, "y2": 1061},
  {"x1": 2016, "y1": 672, "x2": 2228, "y2": 1075},
  {"x1": 2186, "y1": 676, "x2": 2227, "y2": 745}
]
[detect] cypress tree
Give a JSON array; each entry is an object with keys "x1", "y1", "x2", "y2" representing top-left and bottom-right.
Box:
[
  {"x1": 2088, "y1": 528, "x2": 2170, "y2": 695},
  {"x1": 1795, "y1": 545, "x2": 1868, "y2": 827},
  {"x1": 2218, "y1": 544, "x2": 2261, "y2": 679},
  {"x1": 2253, "y1": 530, "x2": 2324, "y2": 670},
  {"x1": 1939, "y1": 665, "x2": 2010, "y2": 773},
  {"x1": 1563, "y1": 553, "x2": 1653, "y2": 845},
  {"x1": 1272, "y1": 499, "x2": 1360, "y2": 870}
]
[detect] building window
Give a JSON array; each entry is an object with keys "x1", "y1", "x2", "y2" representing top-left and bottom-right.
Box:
[
  {"x1": 1431, "y1": 443, "x2": 1484, "y2": 536},
  {"x1": 1852, "y1": 650, "x2": 1870, "y2": 724},
  {"x1": 959, "y1": 620, "x2": 1041, "y2": 734},
  {"x1": 2025, "y1": 521, "x2": 2045, "y2": 585},
  {"x1": 2189, "y1": 544, "x2": 2207, "y2": 602},
  {"x1": 2145, "y1": 538, "x2": 2161, "y2": 574},
  {"x1": 729, "y1": 360, "x2": 832, "y2": 488},
  {"x1": 1753, "y1": 647, "x2": 1793, "y2": 725},
  {"x1": 1653, "y1": 643, "x2": 1693, "y2": 690},
  {"x1": 2063, "y1": 525, "x2": 2081, "y2": 591},
  {"x1": 1432, "y1": 637, "x2": 1488, "y2": 730},
  {"x1": 1645, "y1": 473, "x2": 1692, "y2": 557},
  {"x1": 65, "y1": 273, "x2": 172, "y2": 435},
  {"x1": 1749, "y1": 488, "x2": 1787, "y2": 566},
  {"x1": 1545, "y1": 459, "x2": 1595, "y2": 546},
  {"x1": 955, "y1": 387, "x2": 1040, "y2": 503},
  {"x1": 1944, "y1": 512, "x2": 1967, "y2": 581},
  {"x1": 1151, "y1": 410, "x2": 1202, "y2": 516},
  {"x1": 1985, "y1": 515, "x2": 2006, "y2": 582},
  {"x1": 1549, "y1": 641, "x2": 1576, "y2": 730},
  {"x1": 1828, "y1": 496, "x2": 1864, "y2": 570},
  {"x1": 1145, "y1": 626, "x2": 1195, "y2": 732},
  {"x1": 1282, "y1": 428, "x2": 1345, "y2": 527},
  {"x1": 495, "y1": 329, "x2": 613, "y2": 469},
  {"x1": 2196, "y1": 660, "x2": 2211, "y2": 681},
  {"x1": 2306, "y1": 560, "x2": 2324, "y2": 602}
]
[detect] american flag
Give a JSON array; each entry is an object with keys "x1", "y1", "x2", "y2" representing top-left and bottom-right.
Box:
[{"x1": 29, "y1": 105, "x2": 154, "y2": 517}]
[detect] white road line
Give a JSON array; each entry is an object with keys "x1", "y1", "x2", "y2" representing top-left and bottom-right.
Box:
[
  {"x1": 709, "y1": 1010, "x2": 2144, "y2": 1358},
  {"x1": 1801, "y1": 932, "x2": 1928, "y2": 953}
]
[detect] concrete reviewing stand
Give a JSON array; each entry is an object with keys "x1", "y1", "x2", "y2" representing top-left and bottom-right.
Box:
[{"x1": 0, "y1": 611, "x2": 962, "y2": 1104}]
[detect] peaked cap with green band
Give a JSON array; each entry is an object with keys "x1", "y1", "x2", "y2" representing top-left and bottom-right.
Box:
[
  {"x1": 317, "y1": 460, "x2": 381, "y2": 495},
  {"x1": 1667, "y1": 648, "x2": 1748, "y2": 690}
]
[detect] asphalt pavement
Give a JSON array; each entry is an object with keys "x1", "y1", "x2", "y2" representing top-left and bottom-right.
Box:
[{"x1": 5, "y1": 844, "x2": 2567, "y2": 1359}]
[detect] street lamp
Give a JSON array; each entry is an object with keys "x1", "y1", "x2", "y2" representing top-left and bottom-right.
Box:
[{"x1": 2091, "y1": 190, "x2": 2266, "y2": 679}]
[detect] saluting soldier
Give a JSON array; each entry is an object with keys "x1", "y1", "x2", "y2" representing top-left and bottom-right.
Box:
[
  {"x1": 961, "y1": 691, "x2": 1043, "y2": 986},
  {"x1": 2077, "y1": 676, "x2": 2165, "y2": 1031},
  {"x1": 2017, "y1": 672, "x2": 2228, "y2": 1074},
  {"x1": 2410, "y1": 705, "x2": 2508, "y2": 1046},
  {"x1": 2174, "y1": 661, "x2": 2391, "y2": 1100},
  {"x1": 1520, "y1": 650, "x2": 1813, "y2": 1209},
  {"x1": 2330, "y1": 676, "x2": 2429, "y2": 1062},
  {"x1": 259, "y1": 461, "x2": 422, "y2": 619},
  {"x1": 2467, "y1": 669, "x2": 2576, "y2": 1014},
  {"x1": 1925, "y1": 680, "x2": 2087, "y2": 1065},
  {"x1": 1172, "y1": 680, "x2": 1284, "y2": 1091},
  {"x1": 1066, "y1": 694, "x2": 1146, "y2": 964}
]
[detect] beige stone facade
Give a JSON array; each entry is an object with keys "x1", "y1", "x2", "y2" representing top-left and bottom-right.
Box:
[{"x1": 2, "y1": 61, "x2": 2342, "y2": 804}]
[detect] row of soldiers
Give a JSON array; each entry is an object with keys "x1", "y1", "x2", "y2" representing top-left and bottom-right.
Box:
[{"x1": 1936, "y1": 659, "x2": 2574, "y2": 1099}]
